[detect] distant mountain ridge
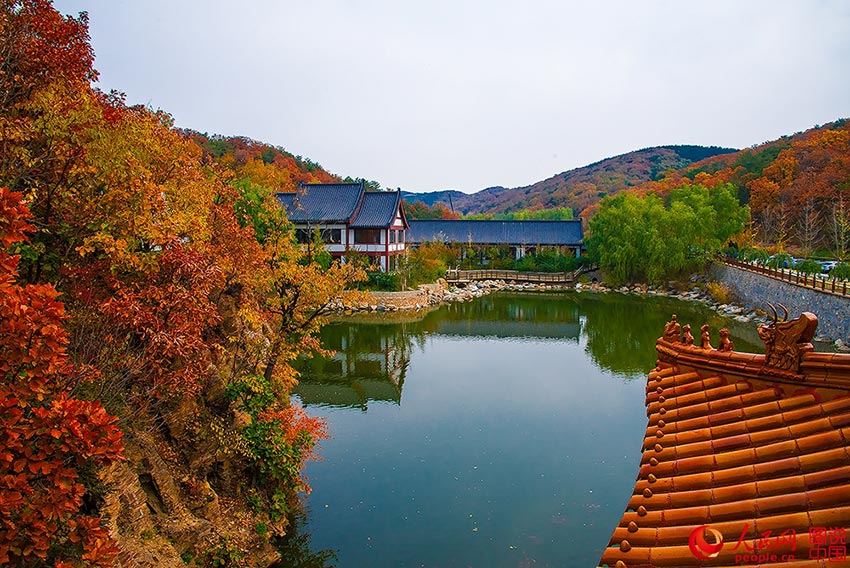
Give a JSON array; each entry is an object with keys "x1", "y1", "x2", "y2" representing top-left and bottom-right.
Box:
[
  {"x1": 400, "y1": 189, "x2": 467, "y2": 209},
  {"x1": 404, "y1": 145, "x2": 737, "y2": 216}
]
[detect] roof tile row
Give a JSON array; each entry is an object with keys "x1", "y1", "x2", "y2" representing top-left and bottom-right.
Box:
[{"x1": 599, "y1": 327, "x2": 850, "y2": 567}]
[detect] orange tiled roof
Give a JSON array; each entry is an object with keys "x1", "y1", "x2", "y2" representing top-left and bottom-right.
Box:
[{"x1": 599, "y1": 311, "x2": 850, "y2": 568}]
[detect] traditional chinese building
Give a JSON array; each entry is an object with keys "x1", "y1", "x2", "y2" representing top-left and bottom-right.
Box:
[
  {"x1": 599, "y1": 307, "x2": 850, "y2": 567},
  {"x1": 407, "y1": 219, "x2": 584, "y2": 260},
  {"x1": 276, "y1": 182, "x2": 409, "y2": 272}
]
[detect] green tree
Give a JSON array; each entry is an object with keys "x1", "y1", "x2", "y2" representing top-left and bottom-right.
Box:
[
  {"x1": 794, "y1": 259, "x2": 822, "y2": 275},
  {"x1": 587, "y1": 184, "x2": 749, "y2": 284},
  {"x1": 830, "y1": 262, "x2": 850, "y2": 280}
]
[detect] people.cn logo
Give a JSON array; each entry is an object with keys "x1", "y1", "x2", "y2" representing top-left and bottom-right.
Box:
[{"x1": 689, "y1": 525, "x2": 724, "y2": 560}]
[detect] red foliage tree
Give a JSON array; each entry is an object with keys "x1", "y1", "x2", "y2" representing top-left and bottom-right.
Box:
[
  {"x1": 0, "y1": 187, "x2": 123, "y2": 567},
  {"x1": 91, "y1": 241, "x2": 224, "y2": 402},
  {"x1": 0, "y1": 0, "x2": 96, "y2": 107}
]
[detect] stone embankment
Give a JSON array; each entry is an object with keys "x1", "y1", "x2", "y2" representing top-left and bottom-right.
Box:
[
  {"x1": 577, "y1": 279, "x2": 766, "y2": 321},
  {"x1": 327, "y1": 279, "x2": 570, "y2": 313},
  {"x1": 710, "y1": 263, "x2": 850, "y2": 345}
]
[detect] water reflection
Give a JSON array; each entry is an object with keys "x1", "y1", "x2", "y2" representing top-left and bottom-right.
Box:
[
  {"x1": 293, "y1": 294, "x2": 587, "y2": 411},
  {"x1": 579, "y1": 292, "x2": 764, "y2": 378},
  {"x1": 418, "y1": 293, "x2": 582, "y2": 341},
  {"x1": 294, "y1": 292, "x2": 764, "y2": 410},
  {"x1": 294, "y1": 322, "x2": 417, "y2": 410},
  {"x1": 272, "y1": 502, "x2": 337, "y2": 568},
  {"x1": 283, "y1": 291, "x2": 770, "y2": 566}
]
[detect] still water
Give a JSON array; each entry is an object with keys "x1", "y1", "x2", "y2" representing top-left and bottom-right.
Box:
[{"x1": 279, "y1": 292, "x2": 764, "y2": 567}]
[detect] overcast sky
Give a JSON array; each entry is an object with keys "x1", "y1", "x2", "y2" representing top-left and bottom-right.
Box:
[{"x1": 53, "y1": 0, "x2": 850, "y2": 194}]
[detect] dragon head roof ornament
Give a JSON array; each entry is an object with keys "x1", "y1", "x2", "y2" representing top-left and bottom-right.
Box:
[
  {"x1": 757, "y1": 303, "x2": 818, "y2": 373},
  {"x1": 658, "y1": 305, "x2": 821, "y2": 381}
]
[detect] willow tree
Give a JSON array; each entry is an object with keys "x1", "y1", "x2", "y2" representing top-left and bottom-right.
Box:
[{"x1": 586, "y1": 183, "x2": 749, "y2": 284}]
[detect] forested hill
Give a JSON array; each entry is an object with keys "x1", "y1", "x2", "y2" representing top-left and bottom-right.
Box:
[
  {"x1": 182, "y1": 131, "x2": 340, "y2": 191},
  {"x1": 624, "y1": 119, "x2": 850, "y2": 252},
  {"x1": 404, "y1": 145, "x2": 737, "y2": 216}
]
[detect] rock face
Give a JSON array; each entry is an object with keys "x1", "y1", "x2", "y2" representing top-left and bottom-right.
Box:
[{"x1": 101, "y1": 413, "x2": 281, "y2": 567}]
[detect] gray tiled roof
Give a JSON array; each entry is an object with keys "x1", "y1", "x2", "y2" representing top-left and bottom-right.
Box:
[
  {"x1": 276, "y1": 182, "x2": 364, "y2": 223},
  {"x1": 350, "y1": 191, "x2": 403, "y2": 228},
  {"x1": 407, "y1": 220, "x2": 583, "y2": 246}
]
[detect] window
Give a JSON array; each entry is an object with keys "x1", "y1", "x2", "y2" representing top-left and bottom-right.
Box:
[
  {"x1": 370, "y1": 255, "x2": 382, "y2": 267},
  {"x1": 354, "y1": 229, "x2": 382, "y2": 244},
  {"x1": 295, "y1": 227, "x2": 341, "y2": 244},
  {"x1": 294, "y1": 229, "x2": 311, "y2": 244},
  {"x1": 389, "y1": 230, "x2": 396, "y2": 244},
  {"x1": 320, "y1": 228, "x2": 342, "y2": 244},
  {"x1": 398, "y1": 230, "x2": 405, "y2": 243}
]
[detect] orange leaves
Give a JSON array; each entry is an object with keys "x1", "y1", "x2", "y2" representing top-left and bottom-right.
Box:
[
  {"x1": 0, "y1": 188, "x2": 34, "y2": 247},
  {"x1": 2, "y1": 3, "x2": 363, "y2": 561},
  {"x1": 748, "y1": 177, "x2": 781, "y2": 212},
  {"x1": 258, "y1": 403, "x2": 327, "y2": 461},
  {"x1": 239, "y1": 158, "x2": 293, "y2": 191},
  {"x1": 0, "y1": 187, "x2": 123, "y2": 567},
  {"x1": 188, "y1": 132, "x2": 340, "y2": 194},
  {"x1": 11, "y1": 0, "x2": 96, "y2": 82},
  {"x1": 403, "y1": 199, "x2": 460, "y2": 220}
]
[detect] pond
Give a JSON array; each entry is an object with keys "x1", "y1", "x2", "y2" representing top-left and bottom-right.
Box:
[{"x1": 277, "y1": 291, "x2": 765, "y2": 567}]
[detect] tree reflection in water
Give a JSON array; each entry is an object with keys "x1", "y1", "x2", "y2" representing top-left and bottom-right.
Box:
[
  {"x1": 285, "y1": 291, "x2": 770, "y2": 566},
  {"x1": 293, "y1": 291, "x2": 764, "y2": 409},
  {"x1": 579, "y1": 291, "x2": 764, "y2": 378},
  {"x1": 274, "y1": 499, "x2": 338, "y2": 568}
]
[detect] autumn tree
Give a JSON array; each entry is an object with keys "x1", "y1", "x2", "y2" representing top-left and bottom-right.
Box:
[
  {"x1": 1, "y1": 0, "x2": 362, "y2": 552},
  {"x1": 795, "y1": 197, "x2": 823, "y2": 256},
  {"x1": 0, "y1": 0, "x2": 100, "y2": 283},
  {"x1": 0, "y1": 187, "x2": 123, "y2": 567},
  {"x1": 403, "y1": 199, "x2": 461, "y2": 220},
  {"x1": 229, "y1": 185, "x2": 365, "y2": 390},
  {"x1": 829, "y1": 194, "x2": 850, "y2": 261}
]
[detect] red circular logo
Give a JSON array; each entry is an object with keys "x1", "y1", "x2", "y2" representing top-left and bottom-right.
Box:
[{"x1": 689, "y1": 525, "x2": 724, "y2": 560}]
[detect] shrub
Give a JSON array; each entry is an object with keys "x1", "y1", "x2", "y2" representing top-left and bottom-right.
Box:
[
  {"x1": 707, "y1": 282, "x2": 734, "y2": 304},
  {"x1": 226, "y1": 375, "x2": 327, "y2": 522},
  {"x1": 206, "y1": 538, "x2": 245, "y2": 567},
  {"x1": 0, "y1": 188, "x2": 124, "y2": 567},
  {"x1": 766, "y1": 253, "x2": 793, "y2": 269},
  {"x1": 740, "y1": 246, "x2": 769, "y2": 264},
  {"x1": 361, "y1": 270, "x2": 401, "y2": 291},
  {"x1": 831, "y1": 262, "x2": 850, "y2": 281},
  {"x1": 513, "y1": 250, "x2": 580, "y2": 272},
  {"x1": 794, "y1": 259, "x2": 823, "y2": 275},
  {"x1": 400, "y1": 242, "x2": 458, "y2": 287}
]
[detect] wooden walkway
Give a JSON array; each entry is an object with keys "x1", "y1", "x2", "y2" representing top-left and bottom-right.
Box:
[{"x1": 445, "y1": 268, "x2": 586, "y2": 285}]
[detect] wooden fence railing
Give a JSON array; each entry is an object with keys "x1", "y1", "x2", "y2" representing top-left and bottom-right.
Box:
[
  {"x1": 721, "y1": 258, "x2": 850, "y2": 297},
  {"x1": 445, "y1": 268, "x2": 585, "y2": 284}
]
